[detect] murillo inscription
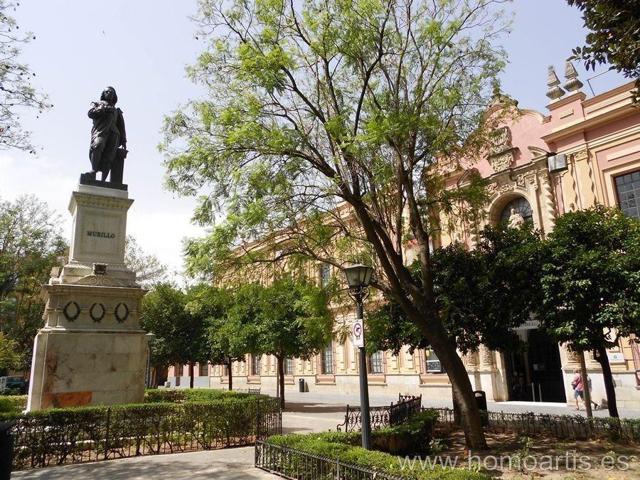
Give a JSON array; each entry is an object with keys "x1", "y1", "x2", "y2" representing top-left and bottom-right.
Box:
[{"x1": 87, "y1": 230, "x2": 115, "y2": 239}]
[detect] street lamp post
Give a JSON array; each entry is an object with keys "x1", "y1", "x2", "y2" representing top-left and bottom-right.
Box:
[
  {"x1": 343, "y1": 264, "x2": 374, "y2": 450},
  {"x1": 145, "y1": 332, "x2": 156, "y2": 388}
]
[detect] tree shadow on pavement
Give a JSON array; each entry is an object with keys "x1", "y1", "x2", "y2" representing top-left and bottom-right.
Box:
[
  {"x1": 12, "y1": 451, "x2": 278, "y2": 480},
  {"x1": 284, "y1": 401, "x2": 347, "y2": 413}
]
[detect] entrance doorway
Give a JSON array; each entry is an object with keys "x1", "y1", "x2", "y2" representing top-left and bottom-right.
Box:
[{"x1": 505, "y1": 329, "x2": 566, "y2": 403}]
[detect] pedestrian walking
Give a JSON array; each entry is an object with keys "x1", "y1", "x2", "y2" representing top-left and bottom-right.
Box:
[{"x1": 571, "y1": 369, "x2": 584, "y2": 410}]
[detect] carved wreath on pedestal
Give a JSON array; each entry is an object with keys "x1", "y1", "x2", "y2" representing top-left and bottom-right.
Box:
[
  {"x1": 114, "y1": 302, "x2": 130, "y2": 323},
  {"x1": 90, "y1": 303, "x2": 106, "y2": 322},
  {"x1": 63, "y1": 301, "x2": 81, "y2": 321}
]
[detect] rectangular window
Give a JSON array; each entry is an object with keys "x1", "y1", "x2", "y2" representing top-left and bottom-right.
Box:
[
  {"x1": 222, "y1": 364, "x2": 229, "y2": 377},
  {"x1": 425, "y1": 349, "x2": 444, "y2": 373},
  {"x1": 321, "y1": 344, "x2": 334, "y2": 374},
  {"x1": 198, "y1": 363, "x2": 208, "y2": 377},
  {"x1": 615, "y1": 170, "x2": 640, "y2": 219},
  {"x1": 175, "y1": 364, "x2": 183, "y2": 377},
  {"x1": 251, "y1": 355, "x2": 262, "y2": 376},
  {"x1": 319, "y1": 263, "x2": 331, "y2": 287},
  {"x1": 284, "y1": 357, "x2": 294, "y2": 375},
  {"x1": 368, "y1": 351, "x2": 384, "y2": 374}
]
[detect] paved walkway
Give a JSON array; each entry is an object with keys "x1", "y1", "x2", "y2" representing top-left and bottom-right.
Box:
[
  {"x1": 277, "y1": 389, "x2": 640, "y2": 418},
  {"x1": 12, "y1": 447, "x2": 277, "y2": 480}
]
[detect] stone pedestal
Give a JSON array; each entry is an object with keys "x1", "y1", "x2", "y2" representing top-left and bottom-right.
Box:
[{"x1": 27, "y1": 183, "x2": 147, "y2": 411}]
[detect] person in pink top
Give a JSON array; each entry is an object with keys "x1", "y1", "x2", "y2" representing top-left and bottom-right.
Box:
[{"x1": 571, "y1": 369, "x2": 584, "y2": 410}]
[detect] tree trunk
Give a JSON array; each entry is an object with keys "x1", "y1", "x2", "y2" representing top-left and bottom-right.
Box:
[
  {"x1": 423, "y1": 323, "x2": 487, "y2": 450},
  {"x1": 277, "y1": 356, "x2": 285, "y2": 410},
  {"x1": 578, "y1": 351, "x2": 593, "y2": 418},
  {"x1": 188, "y1": 362, "x2": 195, "y2": 389},
  {"x1": 595, "y1": 346, "x2": 619, "y2": 417},
  {"x1": 151, "y1": 367, "x2": 157, "y2": 388},
  {"x1": 227, "y1": 359, "x2": 233, "y2": 391},
  {"x1": 452, "y1": 387, "x2": 462, "y2": 426}
]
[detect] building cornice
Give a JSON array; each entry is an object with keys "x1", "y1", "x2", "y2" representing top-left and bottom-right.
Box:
[
  {"x1": 582, "y1": 80, "x2": 636, "y2": 107},
  {"x1": 541, "y1": 103, "x2": 637, "y2": 144}
]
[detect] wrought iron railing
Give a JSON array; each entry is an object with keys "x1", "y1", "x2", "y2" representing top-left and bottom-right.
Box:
[
  {"x1": 5, "y1": 397, "x2": 281, "y2": 471},
  {"x1": 431, "y1": 407, "x2": 640, "y2": 442},
  {"x1": 337, "y1": 394, "x2": 422, "y2": 432},
  {"x1": 255, "y1": 440, "x2": 404, "y2": 480}
]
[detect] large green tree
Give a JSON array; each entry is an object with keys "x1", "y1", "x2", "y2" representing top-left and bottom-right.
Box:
[
  {"x1": 162, "y1": 0, "x2": 509, "y2": 448},
  {"x1": 567, "y1": 0, "x2": 640, "y2": 102},
  {"x1": 539, "y1": 206, "x2": 640, "y2": 418},
  {"x1": 0, "y1": 195, "x2": 66, "y2": 370},
  {"x1": 253, "y1": 277, "x2": 332, "y2": 409},
  {"x1": 141, "y1": 284, "x2": 210, "y2": 388},
  {"x1": 0, "y1": 0, "x2": 50, "y2": 152},
  {"x1": 186, "y1": 284, "x2": 251, "y2": 391}
]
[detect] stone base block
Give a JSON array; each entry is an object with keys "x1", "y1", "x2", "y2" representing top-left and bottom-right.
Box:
[{"x1": 27, "y1": 329, "x2": 147, "y2": 411}]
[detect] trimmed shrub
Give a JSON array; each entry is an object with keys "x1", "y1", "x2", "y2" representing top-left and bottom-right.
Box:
[
  {"x1": 265, "y1": 432, "x2": 489, "y2": 479},
  {"x1": 0, "y1": 395, "x2": 27, "y2": 414},
  {"x1": 2, "y1": 395, "x2": 281, "y2": 470},
  {"x1": 307, "y1": 410, "x2": 438, "y2": 456},
  {"x1": 143, "y1": 388, "x2": 258, "y2": 404},
  {"x1": 373, "y1": 410, "x2": 438, "y2": 455}
]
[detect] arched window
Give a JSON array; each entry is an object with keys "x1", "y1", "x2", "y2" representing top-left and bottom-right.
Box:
[{"x1": 500, "y1": 197, "x2": 533, "y2": 225}]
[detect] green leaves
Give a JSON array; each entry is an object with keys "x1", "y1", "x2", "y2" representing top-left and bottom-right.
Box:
[
  {"x1": 0, "y1": 195, "x2": 66, "y2": 370},
  {"x1": 163, "y1": 0, "x2": 509, "y2": 287},
  {"x1": 540, "y1": 206, "x2": 640, "y2": 350},
  {"x1": 567, "y1": 1, "x2": 640, "y2": 102},
  {"x1": 247, "y1": 277, "x2": 332, "y2": 359},
  {"x1": 0, "y1": 332, "x2": 20, "y2": 371},
  {"x1": 367, "y1": 224, "x2": 545, "y2": 355},
  {"x1": 0, "y1": 1, "x2": 51, "y2": 152},
  {"x1": 141, "y1": 284, "x2": 211, "y2": 368}
]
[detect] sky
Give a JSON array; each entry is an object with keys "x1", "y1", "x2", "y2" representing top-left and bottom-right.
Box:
[{"x1": 0, "y1": 0, "x2": 625, "y2": 276}]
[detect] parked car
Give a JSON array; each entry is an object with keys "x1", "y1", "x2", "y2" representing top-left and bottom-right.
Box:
[{"x1": 0, "y1": 376, "x2": 28, "y2": 394}]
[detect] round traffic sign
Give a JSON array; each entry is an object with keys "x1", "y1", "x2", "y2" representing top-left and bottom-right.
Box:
[{"x1": 353, "y1": 322, "x2": 362, "y2": 337}]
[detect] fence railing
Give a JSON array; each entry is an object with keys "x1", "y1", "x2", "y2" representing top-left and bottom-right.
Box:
[
  {"x1": 431, "y1": 407, "x2": 640, "y2": 442},
  {"x1": 255, "y1": 440, "x2": 404, "y2": 480},
  {"x1": 337, "y1": 394, "x2": 422, "y2": 432},
  {"x1": 5, "y1": 397, "x2": 281, "y2": 471}
]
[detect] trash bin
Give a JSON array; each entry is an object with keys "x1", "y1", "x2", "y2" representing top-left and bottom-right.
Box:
[
  {"x1": 0, "y1": 421, "x2": 14, "y2": 480},
  {"x1": 474, "y1": 390, "x2": 488, "y2": 426},
  {"x1": 298, "y1": 378, "x2": 306, "y2": 392}
]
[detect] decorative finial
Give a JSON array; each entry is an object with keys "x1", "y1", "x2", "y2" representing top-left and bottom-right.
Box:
[
  {"x1": 546, "y1": 65, "x2": 565, "y2": 102},
  {"x1": 563, "y1": 59, "x2": 583, "y2": 93}
]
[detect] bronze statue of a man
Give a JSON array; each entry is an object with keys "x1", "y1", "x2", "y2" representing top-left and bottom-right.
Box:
[{"x1": 88, "y1": 86, "x2": 127, "y2": 183}]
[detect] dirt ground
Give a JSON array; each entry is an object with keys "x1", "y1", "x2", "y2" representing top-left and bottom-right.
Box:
[{"x1": 431, "y1": 428, "x2": 640, "y2": 479}]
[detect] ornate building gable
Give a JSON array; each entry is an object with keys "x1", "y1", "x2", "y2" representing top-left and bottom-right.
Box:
[{"x1": 488, "y1": 126, "x2": 518, "y2": 173}]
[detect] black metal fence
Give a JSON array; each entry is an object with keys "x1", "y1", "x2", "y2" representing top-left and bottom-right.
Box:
[
  {"x1": 255, "y1": 440, "x2": 404, "y2": 480},
  {"x1": 5, "y1": 397, "x2": 281, "y2": 471},
  {"x1": 431, "y1": 407, "x2": 640, "y2": 442},
  {"x1": 337, "y1": 394, "x2": 422, "y2": 432}
]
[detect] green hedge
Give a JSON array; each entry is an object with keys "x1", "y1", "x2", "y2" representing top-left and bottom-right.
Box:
[
  {"x1": 263, "y1": 409, "x2": 483, "y2": 479},
  {"x1": 264, "y1": 431, "x2": 488, "y2": 480},
  {"x1": 2, "y1": 395, "x2": 281, "y2": 470},
  {"x1": 309, "y1": 410, "x2": 438, "y2": 456},
  {"x1": 0, "y1": 395, "x2": 27, "y2": 414},
  {"x1": 143, "y1": 388, "x2": 257, "y2": 404}
]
